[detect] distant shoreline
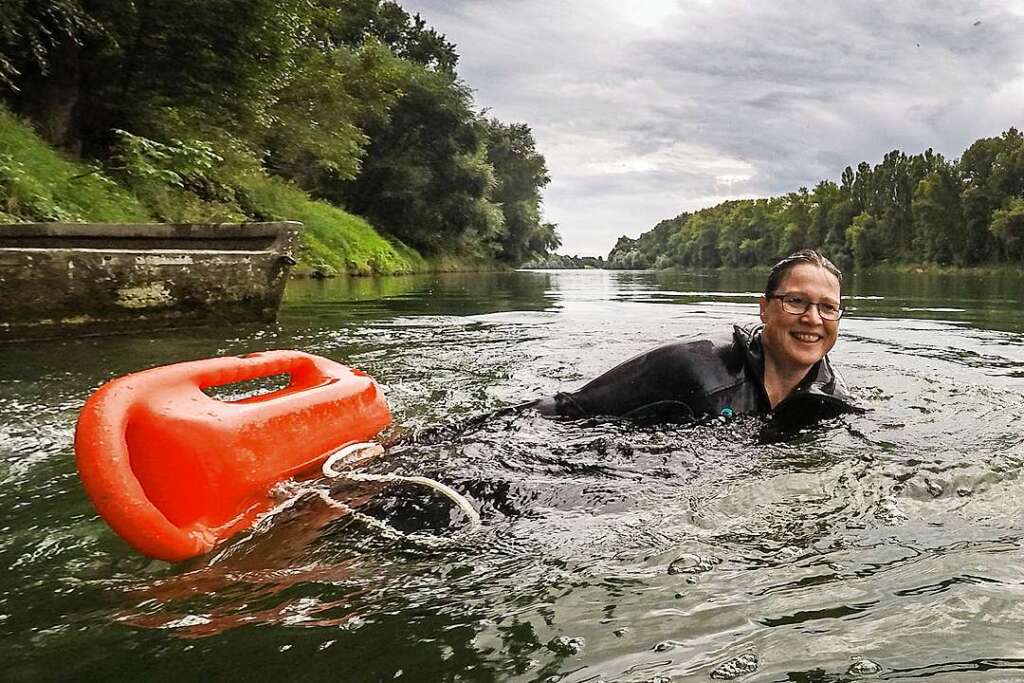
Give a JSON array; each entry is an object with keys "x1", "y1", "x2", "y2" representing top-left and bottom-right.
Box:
[{"x1": 518, "y1": 263, "x2": 1024, "y2": 277}]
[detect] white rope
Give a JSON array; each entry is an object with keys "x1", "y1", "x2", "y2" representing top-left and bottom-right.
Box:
[
  {"x1": 208, "y1": 441, "x2": 480, "y2": 561},
  {"x1": 321, "y1": 442, "x2": 482, "y2": 532},
  {"x1": 311, "y1": 489, "x2": 405, "y2": 539}
]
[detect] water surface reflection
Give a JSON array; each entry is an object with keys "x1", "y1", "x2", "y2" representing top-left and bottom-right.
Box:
[{"x1": 2, "y1": 269, "x2": 1023, "y2": 682}]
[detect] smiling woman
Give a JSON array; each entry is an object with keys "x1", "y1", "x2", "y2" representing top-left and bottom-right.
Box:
[
  {"x1": 758, "y1": 250, "x2": 844, "y2": 407},
  {"x1": 531, "y1": 249, "x2": 860, "y2": 427}
]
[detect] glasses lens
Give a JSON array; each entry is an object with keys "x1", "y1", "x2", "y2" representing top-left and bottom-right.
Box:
[
  {"x1": 780, "y1": 296, "x2": 842, "y2": 320},
  {"x1": 819, "y1": 304, "x2": 842, "y2": 320},
  {"x1": 781, "y1": 295, "x2": 808, "y2": 315}
]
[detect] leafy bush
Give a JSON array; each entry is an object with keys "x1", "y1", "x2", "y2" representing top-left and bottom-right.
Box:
[{"x1": 106, "y1": 129, "x2": 245, "y2": 222}]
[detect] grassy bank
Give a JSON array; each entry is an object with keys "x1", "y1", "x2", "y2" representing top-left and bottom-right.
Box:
[
  {"x1": 236, "y1": 173, "x2": 426, "y2": 276},
  {"x1": 0, "y1": 109, "x2": 150, "y2": 223},
  {"x1": 0, "y1": 106, "x2": 494, "y2": 276}
]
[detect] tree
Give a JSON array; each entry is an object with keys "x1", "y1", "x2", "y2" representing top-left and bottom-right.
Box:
[
  {"x1": 264, "y1": 40, "x2": 404, "y2": 188},
  {"x1": 331, "y1": 68, "x2": 503, "y2": 255},
  {"x1": 0, "y1": 0, "x2": 103, "y2": 149},
  {"x1": 1, "y1": 0, "x2": 313, "y2": 156},
  {"x1": 482, "y1": 119, "x2": 556, "y2": 263},
  {"x1": 957, "y1": 129, "x2": 1024, "y2": 263},
  {"x1": 990, "y1": 198, "x2": 1024, "y2": 262},
  {"x1": 845, "y1": 211, "x2": 881, "y2": 265},
  {"x1": 808, "y1": 181, "x2": 841, "y2": 247},
  {"x1": 319, "y1": 0, "x2": 458, "y2": 74},
  {"x1": 912, "y1": 163, "x2": 964, "y2": 264},
  {"x1": 606, "y1": 128, "x2": 1024, "y2": 270}
]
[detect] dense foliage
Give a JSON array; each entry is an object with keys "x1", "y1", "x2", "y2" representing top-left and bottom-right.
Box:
[
  {"x1": 609, "y1": 130, "x2": 1024, "y2": 270},
  {"x1": 0, "y1": 0, "x2": 558, "y2": 267},
  {"x1": 520, "y1": 253, "x2": 605, "y2": 269},
  {"x1": 0, "y1": 104, "x2": 430, "y2": 274}
]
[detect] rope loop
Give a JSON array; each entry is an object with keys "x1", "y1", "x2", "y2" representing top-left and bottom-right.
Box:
[{"x1": 322, "y1": 442, "x2": 481, "y2": 532}]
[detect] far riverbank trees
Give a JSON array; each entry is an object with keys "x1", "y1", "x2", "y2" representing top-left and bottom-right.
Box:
[{"x1": 609, "y1": 129, "x2": 1024, "y2": 270}]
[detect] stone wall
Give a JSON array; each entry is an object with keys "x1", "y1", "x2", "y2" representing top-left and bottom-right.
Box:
[{"x1": 0, "y1": 222, "x2": 301, "y2": 341}]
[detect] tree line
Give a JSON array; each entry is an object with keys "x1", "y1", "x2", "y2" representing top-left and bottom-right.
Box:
[
  {"x1": 609, "y1": 129, "x2": 1024, "y2": 270},
  {"x1": 0, "y1": 0, "x2": 560, "y2": 264},
  {"x1": 520, "y1": 253, "x2": 606, "y2": 269}
]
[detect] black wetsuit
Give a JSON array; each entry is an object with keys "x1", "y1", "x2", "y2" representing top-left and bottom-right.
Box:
[{"x1": 531, "y1": 324, "x2": 860, "y2": 428}]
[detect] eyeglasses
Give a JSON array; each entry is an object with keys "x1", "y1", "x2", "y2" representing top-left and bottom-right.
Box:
[{"x1": 766, "y1": 293, "x2": 844, "y2": 321}]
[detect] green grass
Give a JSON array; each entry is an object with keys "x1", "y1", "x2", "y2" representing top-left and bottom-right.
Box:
[
  {"x1": 238, "y1": 173, "x2": 427, "y2": 275},
  {"x1": 0, "y1": 107, "x2": 151, "y2": 222}
]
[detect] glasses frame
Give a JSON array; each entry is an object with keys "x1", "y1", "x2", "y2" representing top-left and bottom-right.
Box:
[{"x1": 765, "y1": 293, "x2": 845, "y2": 321}]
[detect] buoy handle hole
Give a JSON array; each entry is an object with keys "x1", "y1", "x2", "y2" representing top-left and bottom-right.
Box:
[{"x1": 202, "y1": 373, "x2": 293, "y2": 403}]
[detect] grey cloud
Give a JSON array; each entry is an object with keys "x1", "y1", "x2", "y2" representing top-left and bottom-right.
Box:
[{"x1": 401, "y1": 0, "x2": 1024, "y2": 255}]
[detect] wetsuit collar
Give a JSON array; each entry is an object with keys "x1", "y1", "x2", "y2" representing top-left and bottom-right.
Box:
[{"x1": 733, "y1": 323, "x2": 856, "y2": 409}]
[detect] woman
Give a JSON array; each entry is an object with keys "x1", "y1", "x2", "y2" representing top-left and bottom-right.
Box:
[{"x1": 531, "y1": 249, "x2": 860, "y2": 427}]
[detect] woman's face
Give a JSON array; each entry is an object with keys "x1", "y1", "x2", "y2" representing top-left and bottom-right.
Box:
[{"x1": 758, "y1": 263, "x2": 841, "y2": 374}]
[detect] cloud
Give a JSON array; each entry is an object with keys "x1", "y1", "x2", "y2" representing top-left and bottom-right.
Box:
[{"x1": 401, "y1": 0, "x2": 1024, "y2": 255}]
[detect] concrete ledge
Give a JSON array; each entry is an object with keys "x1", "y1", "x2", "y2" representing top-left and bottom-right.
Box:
[{"x1": 0, "y1": 222, "x2": 301, "y2": 341}]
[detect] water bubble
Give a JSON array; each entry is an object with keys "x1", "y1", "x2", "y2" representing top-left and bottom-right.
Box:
[
  {"x1": 546, "y1": 635, "x2": 585, "y2": 655},
  {"x1": 847, "y1": 658, "x2": 882, "y2": 676},
  {"x1": 668, "y1": 553, "x2": 719, "y2": 574},
  {"x1": 709, "y1": 652, "x2": 758, "y2": 680},
  {"x1": 875, "y1": 496, "x2": 908, "y2": 524}
]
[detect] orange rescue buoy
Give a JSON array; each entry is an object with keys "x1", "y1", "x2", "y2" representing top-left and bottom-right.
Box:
[{"x1": 74, "y1": 350, "x2": 391, "y2": 562}]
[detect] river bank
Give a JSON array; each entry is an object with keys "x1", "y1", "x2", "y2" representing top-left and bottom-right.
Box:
[
  {"x1": 675, "y1": 263, "x2": 1024, "y2": 279},
  {"x1": 0, "y1": 106, "x2": 498, "y2": 278},
  {"x1": 527, "y1": 262, "x2": 1024, "y2": 278},
  {"x1": 682, "y1": 263, "x2": 1024, "y2": 279}
]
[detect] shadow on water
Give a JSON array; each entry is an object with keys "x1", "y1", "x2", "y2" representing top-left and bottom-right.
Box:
[
  {"x1": 281, "y1": 271, "x2": 561, "y2": 325},
  {"x1": 2, "y1": 269, "x2": 1024, "y2": 681}
]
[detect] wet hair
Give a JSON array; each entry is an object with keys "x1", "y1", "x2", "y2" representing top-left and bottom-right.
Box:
[{"x1": 764, "y1": 249, "x2": 842, "y2": 296}]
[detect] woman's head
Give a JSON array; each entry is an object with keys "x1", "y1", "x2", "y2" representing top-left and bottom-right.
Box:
[
  {"x1": 764, "y1": 249, "x2": 842, "y2": 296},
  {"x1": 759, "y1": 250, "x2": 843, "y2": 375}
]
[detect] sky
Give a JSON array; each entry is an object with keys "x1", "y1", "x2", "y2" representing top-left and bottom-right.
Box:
[{"x1": 400, "y1": 0, "x2": 1024, "y2": 257}]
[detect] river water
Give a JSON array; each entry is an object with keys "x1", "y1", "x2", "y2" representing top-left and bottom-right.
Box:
[{"x1": 2, "y1": 269, "x2": 1023, "y2": 682}]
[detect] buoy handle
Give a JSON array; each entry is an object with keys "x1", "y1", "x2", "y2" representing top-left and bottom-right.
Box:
[{"x1": 191, "y1": 351, "x2": 330, "y2": 393}]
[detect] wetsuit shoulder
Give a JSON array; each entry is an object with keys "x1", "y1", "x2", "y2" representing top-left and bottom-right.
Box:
[{"x1": 533, "y1": 333, "x2": 740, "y2": 420}]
